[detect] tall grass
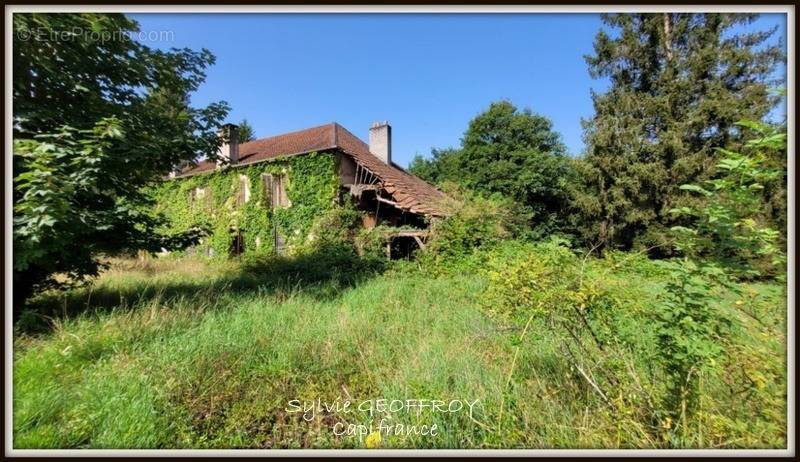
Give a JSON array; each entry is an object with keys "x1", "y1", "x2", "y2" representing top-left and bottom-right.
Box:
[{"x1": 13, "y1": 251, "x2": 786, "y2": 449}]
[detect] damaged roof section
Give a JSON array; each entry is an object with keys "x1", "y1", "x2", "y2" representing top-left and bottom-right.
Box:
[{"x1": 176, "y1": 122, "x2": 450, "y2": 217}]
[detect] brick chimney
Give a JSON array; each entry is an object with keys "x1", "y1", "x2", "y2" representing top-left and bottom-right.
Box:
[
  {"x1": 369, "y1": 121, "x2": 391, "y2": 165},
  {"x1": 217, "y1": 123, "x2": 240, "y2": 166}
]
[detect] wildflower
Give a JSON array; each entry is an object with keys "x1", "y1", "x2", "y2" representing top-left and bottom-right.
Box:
[
  {"x1": 662, "y1": 417, "x2": 672, "y2": 429},
  {"x1": 365, "y1": 431, "x2": 382, "y2": 449}
]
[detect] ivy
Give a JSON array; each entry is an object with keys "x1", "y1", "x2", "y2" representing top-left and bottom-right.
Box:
[{"x1": 149, "y1": 152, "x2": 339, "y2": 258}]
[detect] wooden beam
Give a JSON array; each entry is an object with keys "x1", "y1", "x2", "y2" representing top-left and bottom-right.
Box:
[
  {"x1": 376, "y1": 195, "x2": 403, "y2": 208},
  {"x1": 392, "y1": 231, "x2": 428, "y2": 238}
]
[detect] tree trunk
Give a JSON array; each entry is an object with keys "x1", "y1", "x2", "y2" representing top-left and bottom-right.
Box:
[{"x1": 663, "y1": 13, "x2": 674, "y2": 62}]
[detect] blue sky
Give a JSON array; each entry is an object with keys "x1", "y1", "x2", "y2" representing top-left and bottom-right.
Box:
[{"x1": 130, "y1": 13, "x2": 787, "y2": 168}]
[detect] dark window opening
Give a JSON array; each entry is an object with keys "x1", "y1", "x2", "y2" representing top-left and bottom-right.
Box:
[
  {"x1": 387, "y1": 235, "x2": 422, "y2": 260},
  {"x1": 230, "y1": 229, "x2": 245, "y2": 256}
]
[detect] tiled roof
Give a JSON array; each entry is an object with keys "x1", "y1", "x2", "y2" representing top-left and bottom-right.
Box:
[
  {"x1": 238, "y1": 124, "x2": 337, "y2": 165},
  {"x1": 177, "y1": 123, "x2": 449, "y2": 216},
  {"x1": 332, "y1": 124, "x2": 449, "y2": 217},
  {"x1": 177, "y1": 159, "x2": 217, "y2": 176}
]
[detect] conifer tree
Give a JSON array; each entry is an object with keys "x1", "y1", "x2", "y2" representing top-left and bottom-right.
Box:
[{"x1": 577, "y1": 13, "x2": 783, "y2": 251}]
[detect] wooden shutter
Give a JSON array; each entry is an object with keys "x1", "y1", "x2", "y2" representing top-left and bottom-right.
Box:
[
  {"x1": 236, "y1": 176, "x2": 249, "y2": 206},
  {"x1": 272, "y1": 174, "x2": 283, "y2": 209},
  {"x1": 262, "y1": 173, "x2": 273, "y2": 208},
  {"x1": 275, "y1": 173, "x2": 291, "y2": 208}
]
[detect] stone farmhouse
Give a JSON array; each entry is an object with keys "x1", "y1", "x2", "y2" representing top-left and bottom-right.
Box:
[{"x1": 162, "y1": 121, "x2": 448, "y2": 258}]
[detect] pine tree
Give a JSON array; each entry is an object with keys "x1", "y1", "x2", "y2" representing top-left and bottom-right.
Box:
[
  {"x1": 238, "y1": 119, "x2": 256, "y2": 142},
  {"x1": 577, "y1": 13, "x2": 783, "y2": 252}
]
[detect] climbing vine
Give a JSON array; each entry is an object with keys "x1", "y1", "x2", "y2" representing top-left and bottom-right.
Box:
[{"x1": 149, "y1": 152, "x2": 340, "y2": 258}]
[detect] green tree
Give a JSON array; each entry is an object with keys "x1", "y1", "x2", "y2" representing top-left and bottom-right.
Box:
[
  {"x1": 459, "y1": 101, "x2": 572, "y2": 238},
  {"x1": 408, "y1": 147, "x2": 461, "y2": 185},
  {"x1": 238, "y1": 119, "x2": 256, "y2": 142},
  {"x1": 576, "y1": 13, "x2": 783, "y2": 252},
  {"x1": 411, "y1": 101, "x2": 573, "y2": 238},
  {"x1": 13, "y1": 13, "x2": 229, "y2": 307}
]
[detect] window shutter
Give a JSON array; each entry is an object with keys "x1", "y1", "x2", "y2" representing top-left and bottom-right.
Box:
[
  {"x1": 276, "y1": 173, "x2": 291, "y2": 208},
  {"x1": 262, "y1": 173, "x2": 273, "y2": 208},
  {"x1": 237, "y1": 175, "x2": 249, "y2": 206},
  {"x1": 272, "y1": 174, "x2": 282, "y2": 209}
]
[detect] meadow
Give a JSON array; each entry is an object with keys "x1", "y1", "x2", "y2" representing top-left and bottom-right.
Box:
[{"x1": 12, "y1": 242, "x2": 787, "y2": 449}]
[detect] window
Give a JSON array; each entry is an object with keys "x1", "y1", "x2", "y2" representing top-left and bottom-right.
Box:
[
  {"x1": 189, "y1": 187, "x2": 207, "y2": 206},
  {"x1": 274, "y1": 172, "x2": 291, "y2": 208},
  {"x1": 230, "y1": 229, "x2": 245, "y2": 256},
  {"x1": 262, "y1": 172, "x2": 291, "y2": 209}
]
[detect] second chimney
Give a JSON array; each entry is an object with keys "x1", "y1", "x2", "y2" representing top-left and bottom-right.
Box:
[
  {"x1": 369, "y1": 121, "x2": 391, "y2": 165},
  {"x1": 217, "y1": 123, "x2": 240, "y2": 166}
]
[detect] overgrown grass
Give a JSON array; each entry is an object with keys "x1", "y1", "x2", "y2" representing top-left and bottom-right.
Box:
[{"x1": 13, "y1": 247, "x2": 786, "y2": 449}]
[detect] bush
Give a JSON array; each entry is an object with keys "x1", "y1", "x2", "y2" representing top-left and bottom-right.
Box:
[
  {"x1": 417, "y1": 183, "x2": 528, "y2": 274},
  {"x1": 304, "y1": 204, "x2": 363, "y2": 251},
  {"x1": 481, "y1": 234, "x2": 786, "y2": 447},
  {"x1": 485, "y1": 239, "x2": 659, "y2": 438}
]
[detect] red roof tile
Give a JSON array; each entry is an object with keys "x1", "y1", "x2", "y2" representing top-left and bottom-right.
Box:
[
  {"x1": 239, "y1": 124, "x2": 337, "y2": 165},
  {"x1": 177, "y1": 123, "x2": 449, "y2": 216},
  {"x1": 332, "y1": 124, "x2": 449, "y2": 217}
]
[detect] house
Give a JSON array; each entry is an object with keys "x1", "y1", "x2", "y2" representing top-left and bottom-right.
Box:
[{"x1": 160, "y1": 121, "x2": 448, "y2": 258}]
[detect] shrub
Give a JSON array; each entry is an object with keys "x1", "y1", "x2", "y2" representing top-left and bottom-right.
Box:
[
  {"x1": 485, "y1": 239, "x2": 658, "y2": 440},
  {"x1": 304, "y1": 204, "x2": 362, "y2": 252},
  {"x1": 654, "y1": 121, "x2": 786, "y2": 441},
  {"x1": 417, "y1": 183, "x2": 528, "y2": 274}
]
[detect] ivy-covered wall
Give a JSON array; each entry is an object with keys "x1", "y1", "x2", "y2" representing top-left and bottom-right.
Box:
[{"x1": 151, "y1": 151, "x2": 340, "y2": 258}]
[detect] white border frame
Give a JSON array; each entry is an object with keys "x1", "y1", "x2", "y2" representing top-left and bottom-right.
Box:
[{"x1": 4, "y1": 4, "x2": 795, "y2": 458}]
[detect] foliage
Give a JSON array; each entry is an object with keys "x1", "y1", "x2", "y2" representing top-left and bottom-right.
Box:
[
  {"x1": 486, "y1": 239, "x2": 662, "y2": 441},
  {"x1": 151, "y1": 152, "x2": 340, "y2": 259},
  {"x1": 13, "y1": 13, "x2": 228, "y2": 155},
  {"x1": 652, "y1": 120, "x2": 786, "y2": 442},
  {"x1": 575, "y1": 13, "x2": 784, "y2": 251},
  {"x1": 409, "y1": 101, "x2": 574, "y2": 238},
  {"x1": 237, "y1": 119, "x2": 256, "y2": 143},
  {"x1": 10, "y1": 12, "x2": 789, "y2": 452},
  {"x1": 484, "y1": 237, "x2": 785, "y2": 447},
  {"x1": 12, "y1": 13, "x2": 229, "y2": 306},
  {"x1": 13, "y1": 254, "x2": 785, "y2": 449},
  {"x1": 305, "y1": 204, "x2": 362, "y2": 248},
  {"x1": 654, "y1": 258, "x2": 732, "y2": 443},
  {"x1": 416, "y1": 183, "x2": 528, "y2": 274},
  {"x1": 670, "y1": 120, "x2": 786, "y2": 278},
  {"x1": 408, "y1": 148, "x2": 461, "y2": 185},
  {"x1": 12, "y1": 119, "x2": 202, "y2": 306}
]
